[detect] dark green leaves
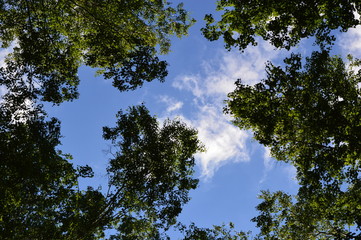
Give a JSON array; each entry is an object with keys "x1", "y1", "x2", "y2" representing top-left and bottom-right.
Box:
[
  {"x1": 227, "y1": 51, "x2": 361, "y2": 185},
  {"x1": 0, "y1": 0, "x2": 195, "y2": 104},
  {"x1": 203, "y1": 0, "x2": 360, "y2": 50},
  {"x1": 0, "y1": 100, "x2": 204, "y2": 238},
  {"x1": 204, "y1": 0, "x2": 361, "y2": 238},
  {"x1": 226, "y1": 50, "x2": 361, "y2": 238},
  {"x1": 103, "y1": 47, "x2": 168, "y2": 92},
  {"x1": 253, "y1": 189, "x2": 361, "y2": 239},
  {"x1": 0, "y1": 1, "x2": 207, "y2": 238},
  {"x1": 103, "y1": 105, "x2": 204, "y2": 238},
  {"x1": 0, "y1": 101, "x2": 78, "y2": 238},
  {"x1": 179, "y1": 222, "x2": 250, "y2": 240}
]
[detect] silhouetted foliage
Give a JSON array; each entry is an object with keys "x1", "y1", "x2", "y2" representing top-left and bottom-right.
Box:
[
  {"x1": 102, "y1": 105, "x2": 204, "y2": 239},
  {"x1": 0, "y1": 94, "x2": 108, "y2": 239},
  {"x1": 0, "y1": 89, "x2": 204, "y2": 238},
  {"x1": 0, "y1": 0, "x2": 194, "y2": 103},
  {"x1": 179, "y1": 222, "x2": 250, "y2": 240},
  {"x1": 203, "y1": 0, "x2": 360, "y2": 50},
  {"x1": 227, "y1": 51, "x2": 361, "y2": 239},
  {"x1": 0, "y1": 1, "x2": 204, "y2": 238}
]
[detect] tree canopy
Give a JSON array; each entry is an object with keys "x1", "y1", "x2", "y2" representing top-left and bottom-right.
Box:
[
  {"x1": 0, "y1": 95, "x2": 204, "y2": 238},
  {"x1": 102, "y1": 104, "x2": 204, "y2": 239},
  {"x1": 226, "y1": 51, "x2": 361, "y2": 238},
  {"x1": 202, "y1": 0, "x2": 361, "y2": 50},
  {"x1": 0, "y1": 0, "x2": 194, "y2": 103},
  {"x1": 3, "y1": 0, "x2": 361, "y2": 239},
  {"x1": 0, "y1": 92, "x2": 107, "y2": 238},
  {"x1": 205, "y1": 0, "x2": 361, "y2": 238},
  {"x1": 0, "y1": 1, "x2": 205, "y2": 238},
  {"x1": 227, "y1": 51, "x2": 361, "y2": 187}
]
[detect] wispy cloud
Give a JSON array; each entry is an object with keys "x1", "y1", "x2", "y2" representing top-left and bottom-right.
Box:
[
  {"x1": 283, "y1": 164, "x2": 297, "y2": 183},
  {"x1": 192, "y1": 104, "x2": 250, "y2": 178},
  {"x1": 0, "y1": 48, "x2": 11, "y2": 68},
  {"x1": 170, "y1": 42, "x2": 281, "y2": 179},
  {"x1": 173, "y1": 42, "x2": 276, "y2": 102},
  {"x1": 172, "y1": 74, "x2": 203, "y2": 100},
  {"x1": 158, "y1": 95, "x2": 184, "y2": 113},
  {"x1": 259, "y1": 147, "x2": 274, "y2": 184}
]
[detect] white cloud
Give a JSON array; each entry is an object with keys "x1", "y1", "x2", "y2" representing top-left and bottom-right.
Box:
[
  {"x1": 259, "y1": 147, "x2": 275, "y2": 184},
  {"x1": 0, "y1": 48, "x2": 11, "y2": 68},
  {"x1": 0, "y1": 86, "x2": 7, "y2": 101},
  {"x1": 263, "y1": 147, "x2": 273, "y2": 171},
  {"x1": 258, "y1": 146, "x2": 299, "y2": 185},
  {"x1": 159, "y1": 95, "x2": 183, "y2": 113},
  {"x1": 171, "y1": 42, "x2": 282, "y2": 179},
  {"x1": 173, "y1": 42, "x2": 279, "y2": 101},
  {"x1": 192, "y1": 104, "x2": 250, "y2": 178},
  {"x1": 172, "y1": 74, "x2": 204, "y2": 100},
  {"x1": 158, "y1": 99, "x2": 250, "y2": 179},
  {"x1": 339, "y1": 14, "x2": 361, "y2": 57},
  {"x1": 283, "y1": 164, "x2": 297, "y2": 182}
]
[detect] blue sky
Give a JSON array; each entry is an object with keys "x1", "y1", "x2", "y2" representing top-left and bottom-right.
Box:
[
  {"x1": 4, "y1": 0, "x2": 361, "y2": 237},
  {"x1": 42, "y1": 1, "x2": 299, "y2": 234}
]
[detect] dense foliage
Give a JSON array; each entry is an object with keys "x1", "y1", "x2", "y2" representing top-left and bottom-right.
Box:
[
  {"x1": 206, "y1": 0, "x2": 361, "y2": 238},
  {"x1": 0, "y1": 88, "x2": 108, "y2": 238},
  {"x1": 203, "y1": 0, "x2": 360, "y2": 50},
  {"x1": 179, "y1": 222, "x2": 250, "y2": 240},
  {"x1": 2, "y1": 0, "x2": 361, "y2": 239},
  {"x1": 0, "y1": 1, "x2": 204, "y2": 239},
  {"x1": 0, "y1": 0, "x2": 194, "y2": 103},
  {"x1": 102, "y1": 105, "x2": 204, "y2": 239},
  {"x1": 227, "y1": 52, "x2": 361, "y2": 238},
  {"x1": 0, "y1": 96, "x2": 204, "y2": 239}
]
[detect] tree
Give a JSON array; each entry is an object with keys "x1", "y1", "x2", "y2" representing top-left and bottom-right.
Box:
[
  {"x1": 226, "y1": 51, "x2": 361, "y2": 239},
  {"x1": 179, "y1": 222, "x2": 250, "y2": 240},
  {"x1": 202, "y1": 1, "x2": 361, "y2": 238},
  {"x1": 253, "y1": 190, "x2": 361, "y2": 239},
  {"x1": 0, "y1": 0, "x2": 194, "y2": 104},
  {"x1": 102, "y1": 104, "x2": 204, "y2": 239},
  {"x1": 0, "y1": 89, "x2": 108, "y2": 239},
  {"x1": 202, "y1": 0, "x2": 360, "y2": 50},
  {"x1": 0, "y1": 89, "x2": 204, "y2": 238},
  {"x1": 0, "y1": 1, "x2": 208, "y2": 238}
]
